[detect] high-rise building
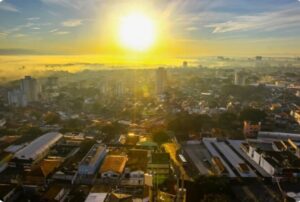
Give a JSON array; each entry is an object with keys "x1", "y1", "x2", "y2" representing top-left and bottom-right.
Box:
[
  {"x1": 20, "y1": 76, "x2": 41, "y2": 102},
  {"x1": 8, "y1": 89, "x2": 27, "y2": 107},
  {"x1": 8, "y1": 76, "x2": 41, "y2": 107},
  {"x1": 155, "y1": 67, "x2": 167, "y2": 96},
  {"x1": 234, "y1": 70, "x2": 246, "y2": 86},
  {"x1": 46, "y1": 77, "x2": 58, "y2": 89}
]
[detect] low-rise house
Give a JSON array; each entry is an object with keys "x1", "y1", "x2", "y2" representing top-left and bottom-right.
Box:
[
  {"x1": 99, "y1": 155, "x2": 127, "y2": 179},
  {"x1": 243, "y1": 121, "x2": 261, "y2": 138},
  {"x1": 25, "y1": 157, "x2": 63, "y2": 185},
  {"x1": 121, "y1": 149, "x2": 149, "y2": 186}
]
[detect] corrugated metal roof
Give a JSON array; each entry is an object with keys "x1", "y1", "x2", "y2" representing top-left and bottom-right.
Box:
[
  {"x1": 99, "y1": 155, "x2": 127, "y2": 174},
  {"x1": 14, "y1": 132, "x2": 63, "y2": 160}
]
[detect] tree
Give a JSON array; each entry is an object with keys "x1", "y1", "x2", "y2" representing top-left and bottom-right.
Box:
[
  {"x1": 186, "y1": 176, "x2": 232, "y2": 202},
  {"x1": 101, "y1": 122, "x2": 126, "y2": 142},
  {"x1": 201, "y1": 194, "x2": 231, "y2": 202},
  {"x1": 152, "y1": 130, "x2": 170, "y2": 145},
  {"x1": 16, "y1": 125, "x2": 43, "y2": 144},
  {"x1": 218, "y1": 112, "x2": 238, "y2": 129},
  {"x1": 240, "y1": 108, "x2": 266, "y2": 122},
  {"x1": 44, "y1": 112, "x2": 61, "y2": 125},
  {"x1": 168, "y1": 113, "x2": 214, "y2": 135},
  {"x1": 61, "y1": 118, "x2": 85, "y2": 133}
]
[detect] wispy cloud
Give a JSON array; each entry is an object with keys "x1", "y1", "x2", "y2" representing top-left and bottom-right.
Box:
[
  {"x1": 186, "y1": 27, "x2": 198, "y2": 31},
  {"x1": 0, "y1": 32, "x2": 7, "y2": 38},
  {"x1": 0, "y1": 22, "x2": 51, "y2": 39},
  {"x1": 48, "y1": 28, "x2": 69, "y2": 35},
  {"x1": 27, "y1": 17, "x2": 40, "y2": 21},
  {"x1": 0, "y1": 49, "x2": 38, "y2": 55},
  {"x1": 49, "y1": 29, "x2": 70, "y2": 35},
  {"x1": 206, "y1": 7, "x2": 300, "y2": 33},
  {"x1": 13, "y1": 34, "x2": 26, "y2": 38},
  {"x1": 50, "y1": 28, "x2": 59, "y2": 33},
  {"x1": 62, "y1": 19, "x2": 82, "y2": 27},
  {"x1": 41, "y1": 0, "x2": 95, "y2": 10},
  {"x1": 54, "y1": 31, "x2": 69, "y2": 35},
  {"x1": 0, "y1": 2, "x2": 19, "y2": 12}
]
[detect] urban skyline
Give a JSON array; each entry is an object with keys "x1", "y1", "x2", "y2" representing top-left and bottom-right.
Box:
[{"x1": 1, "y1": 0, "x2": 300, "y2": 202}]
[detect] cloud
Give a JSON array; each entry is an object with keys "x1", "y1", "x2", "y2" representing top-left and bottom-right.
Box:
[
  {"x1": 186, "y1": 27, "x2": 198, "y2": 31},
  {"x1": 13, "y1": 34, "x2": 26, "y2": 38},
  {"x1": 41, "y1": 0, "x2": 91, "y2": 9},
  {"x1": 54, "y1": 31, "x2": 69, "y2": 35},
  {"x1": 27, "y1": 17, "x2": 40, "y2": 21},
  {"x1": 49, "y1": 28, "x2": 69, "y2": 35},
  {"x1": 0, "y1": 49, "x2": 38, "y2": 55},
  {"x1": 0, "y1": 32, "x2": 7, "y2": 38},
  {"x1": 50, "y1": 28, "x2": 59, "y2": 33},
  {"x1": 0, "y1": 2, "x2": 19, "y2": 12},
  {"x1": 62, "y1": 19, "x2": 82, "y2": 27},
  {"x1": 45, "y1": 63, "x2": 104, "y2": 68},
  {"x1": 6, "y1": 23, "x2": 34, "y2": 33},
  {"x1": 206, "y1": 6, "x2": 300, "y2": 33}
]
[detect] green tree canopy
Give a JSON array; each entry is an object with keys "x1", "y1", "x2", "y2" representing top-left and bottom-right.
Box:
[{"x1": 152, "y1": 130, "x2": 170, "y2": 145}]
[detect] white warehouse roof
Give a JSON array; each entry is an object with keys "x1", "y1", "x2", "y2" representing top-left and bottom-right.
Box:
[
  {"x1": 14, "y1": 132, "x2": 63, "y2": 160},
  {"x1": 258, "y1": 131, "x2": 300, "y2": 141},
  {"x1": 85, "y1": 193, "x2": 107, "y2": 202}
]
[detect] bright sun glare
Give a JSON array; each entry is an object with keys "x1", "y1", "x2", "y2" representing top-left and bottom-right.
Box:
[{"x1": 119, "y1": 13, "x2": 156, "y2": 51}]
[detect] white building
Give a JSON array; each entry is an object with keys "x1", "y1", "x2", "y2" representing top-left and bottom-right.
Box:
[
  {"x1": 20, "y1": 76, "x2": 41, "y2": 102},
  {"x1": 85, "y1": 193, "x2": 108, "y2": 202},
  {"x1": 78, "y1": 144, "x2": 107, "y2": 175},
  {"x1": 121, "y1": 149, "x2": 149, "y2": 186},
  {"x1": 8, "y1": 76, "x2": 41, "y2": 107},
  {"x1": 8, "y1": 89, "x2": 27, "y2": 107},
  {"x1": 241, "y1": 141, "x2": 300, "y2": 177}
]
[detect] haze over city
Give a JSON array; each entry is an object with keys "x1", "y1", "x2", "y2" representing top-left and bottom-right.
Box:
[{"x1": 1, "y1": 0, "x2": 300, "y2": 79}]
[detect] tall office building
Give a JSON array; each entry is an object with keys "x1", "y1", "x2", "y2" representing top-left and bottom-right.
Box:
[
  {"x1": 234, "y1": 70, "x2": 246, "y2": 86},
  {"x1": 46, "y1": 77, "x2": 58, "y2": 89},
  {"x1": 8, "y1": 76, "x2": 41, "y2": 107},
  {"x1": 20, "y1": 76, "x2": 41, "y2": 102},
  {"x1": 8, "y1": 89, "x2": 27, "y2": 107},
  {"x1": 156, "y1": 67, "x2": 167, "y2": 96}
]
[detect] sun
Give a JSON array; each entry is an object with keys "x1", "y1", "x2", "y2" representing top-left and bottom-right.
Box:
[{"x1": 119, "y1": 13, "x2": 156, "y2": 51}]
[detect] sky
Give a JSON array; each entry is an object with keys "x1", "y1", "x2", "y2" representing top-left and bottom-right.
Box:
[{"x1": 0, "y1": 0, "x2": 300, "y2": 62}]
